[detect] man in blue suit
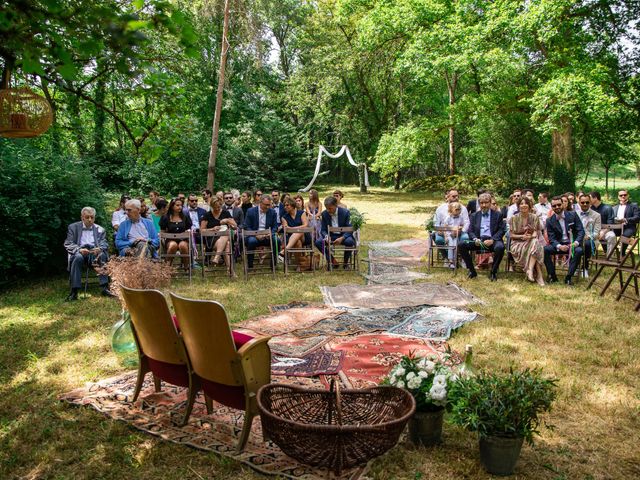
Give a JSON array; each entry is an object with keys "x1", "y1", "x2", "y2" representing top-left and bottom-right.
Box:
[
  {"x1": 544, "y1": 195, "x2": 585, "y2": 285},
  {"x1": 315, "y1": 196, "x2": 355, "y2": 269},
  {"x1": 243, "y1": 194, "x2": 279, "y2": 268},
  {"x1": 115, "y1": 199, "x2": 160, "y2": 257},
  {"x1": 459, "y1": 193, "x2": 506, "y2": 281}
]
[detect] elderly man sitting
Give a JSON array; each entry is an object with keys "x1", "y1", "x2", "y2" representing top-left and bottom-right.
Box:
[
  {"x1": 115, "y1": 199, "x2": 160, "y2": 257},
  {"x1": 64, "y1": 207, "x2": 112, "y2": 301}
]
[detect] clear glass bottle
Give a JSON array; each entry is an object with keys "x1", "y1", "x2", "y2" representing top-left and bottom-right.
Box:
[{"x1": 458, "y1": 344, "x2": 476, "y2": 378}]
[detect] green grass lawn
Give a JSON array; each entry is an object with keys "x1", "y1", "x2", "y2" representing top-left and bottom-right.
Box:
[{"x1": 1, "y1": 186, "x2": 639, "y2": 479}]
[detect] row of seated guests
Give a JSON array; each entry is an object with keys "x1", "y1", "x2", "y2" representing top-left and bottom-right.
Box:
[{"x1": 435, "y1": 188, "x2": 639, "y2": 286}]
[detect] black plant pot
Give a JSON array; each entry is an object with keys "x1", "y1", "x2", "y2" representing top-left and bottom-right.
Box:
[
  {"x1": 408, "y1": 408, "x2": 444, "y2": 446},
  {"x1": 478, "y1": 435, "x2": 524, "y2": 476}
]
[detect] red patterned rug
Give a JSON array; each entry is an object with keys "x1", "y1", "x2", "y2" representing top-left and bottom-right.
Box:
[
  {"x1": 238, "y1": 305, "x2": 341, "y2": 336},
  {"x1": 327, "y1": 334, "x2": 457, "y2": 390},
  {"x1": 59, "y1": 372, "x2": 367, "y2": 480}
]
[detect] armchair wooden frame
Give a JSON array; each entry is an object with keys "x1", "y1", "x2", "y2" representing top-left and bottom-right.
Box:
[
  {"x1": 169, "y1": 293, "x2": 271, "y2": 452},
  {"x1": 120, "y1": 286, "x2": 199, "y2": 426}
]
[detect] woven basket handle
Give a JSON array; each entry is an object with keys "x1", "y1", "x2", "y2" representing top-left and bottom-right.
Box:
[{"x1": 329, "y1": 378, "x2": 343, "y2": 426}]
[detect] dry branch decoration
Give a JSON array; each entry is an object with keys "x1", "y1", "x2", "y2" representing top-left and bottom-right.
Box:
[{"x1": 101, "y1": 257, "x2": 173, "y2": 309}]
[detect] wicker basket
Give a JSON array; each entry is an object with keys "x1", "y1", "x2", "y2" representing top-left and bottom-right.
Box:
[{"x1": 257, "y1": 381, "x2": 416, "y2": 475}]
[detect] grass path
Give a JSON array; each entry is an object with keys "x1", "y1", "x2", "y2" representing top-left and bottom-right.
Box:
[{"x1": 1, "y1": 187, "x2": 639, "y2": 479}]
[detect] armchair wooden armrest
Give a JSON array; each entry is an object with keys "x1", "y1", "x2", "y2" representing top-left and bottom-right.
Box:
[{"x1": 236, "y1": 336, "x2": 271, "y2": 392}]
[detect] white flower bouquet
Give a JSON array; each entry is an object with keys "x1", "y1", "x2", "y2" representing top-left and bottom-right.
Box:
[{"x1": 383, "y1": 353, "x2": 458, "y2": 412}]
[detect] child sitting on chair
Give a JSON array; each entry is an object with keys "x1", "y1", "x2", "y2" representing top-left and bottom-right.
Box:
[{"x1": 443, "y1": 202, "x2": 469, "y2": 268}]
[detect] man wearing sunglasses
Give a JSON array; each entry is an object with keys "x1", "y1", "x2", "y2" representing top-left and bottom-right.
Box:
[
  {"x1": 543, "y1": 195, "x2": 585, "y2": 285},
  {"x1": 613, "y1": 190, "x2": 640, "y2": 243},
  {"x1": 575, "y1": 194, "x2": 601, "y2": 276}
]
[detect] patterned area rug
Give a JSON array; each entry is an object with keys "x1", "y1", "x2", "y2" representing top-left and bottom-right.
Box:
[
  {"x1": 238, "y1": 305, "x2": 341, "y2": 336},
  {"x1": 388, "y1": 307, "x2": 479, "y2": 342},
  {"x1": 59, "y1": 372, "x2": 366, "y2": 480},
  {"x1": 268, "y1": 301, "x2": 312, "y2": 312},
  {"x1": 326, "y1": 334, "x2": 454, "y2": 390},
  {"x1": 366, "y1": 239, "x2": 429, "y2": 268},
  {"x1": 320, "y1": 282, "x2": 480, "y2": 309},
  {"x1": 266, "y1": 333, "x2": 330, "y2": 357},
  {"x1": 292, "y1": 306, "x2": 423, "y2": 338},
  {"x1": 271, "y1": 350, "x2": 344, "y2": 376}
]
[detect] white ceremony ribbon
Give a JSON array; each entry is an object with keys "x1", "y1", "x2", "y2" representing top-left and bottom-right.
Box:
[{"x1": 299, "y1": 145, "x2": 370, "y2": 192}]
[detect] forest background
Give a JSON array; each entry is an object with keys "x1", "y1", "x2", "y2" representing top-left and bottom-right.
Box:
[{"x1": 0, "y1": 0, "x2": 639, "y2": 282}]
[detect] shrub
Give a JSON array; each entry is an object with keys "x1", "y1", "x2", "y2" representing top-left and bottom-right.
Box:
[
  {"x1": 0, "y1": 142, "x2": 107, "y2": 284},
  {"x1": 404, "y1": 174, "x2": 509, "y2": 196}
]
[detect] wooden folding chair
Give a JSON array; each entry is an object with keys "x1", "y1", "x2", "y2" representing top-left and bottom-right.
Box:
[
  {"x1": 200, "y1": 228, "x2": 234, "y2": 278},
  {"x1": 169, "y1": 293, "x2": 271, "y2": 452},
  {"x1": 428, "y1": 226, "x2": 460, "y2": 272},
  {"x1": 283, "y1": 226, "x2": 315, "y2": 274},
  {"x1": 587, "y1": 236, "x2": 637, "y2": 297},
  {"x1": 241, "y1": 229, "x2": 276, "y2": 279},
  {"x1": 159, "y1": 231, "x2": 192, "y2": 280},
  {"x1": 327, "y1": 226, "x2": 359, "y2": 272},
  {"x1": 120, "y1": 286, "x2": 200, "y2": 426},
  {"x1": 594, "y1": 224, "x2": 623, "y2": 260},
  {"x1": 615, "y1": 258, "x2": 640, "y2": 306}
]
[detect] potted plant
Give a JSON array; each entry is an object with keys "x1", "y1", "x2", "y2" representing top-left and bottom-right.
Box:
[
  {"x1": 348, "y1": 207, "x2": 367, "y2": 231},
  {"x1": 383, "y1": 353, "x2": 458, "y2": 446},
  {"x1": 448, "y1": 368, "x2": 558, "y2": 476},
  {"x1": 102, "y1": 256, "x2": 172, "y2": 366}
]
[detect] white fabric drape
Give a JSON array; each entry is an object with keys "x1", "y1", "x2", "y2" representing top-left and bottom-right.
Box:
[{"x1": 299, "y1": 145, "x2": 370, "y2": 192}]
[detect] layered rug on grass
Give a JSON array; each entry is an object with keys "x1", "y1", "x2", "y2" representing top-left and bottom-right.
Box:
[
  {"x1": 292, "y1": 306, "x2": 423, "y2": 338},
  {"x1": 320, "y1": 282, "x2": 481, "y2": 310},
  {"x1": 271, "y1": 350, "x2": 344, "y2": 377},
  {"x1": 60, "y1": 372, "x2": 367, "y2": 480},
  {"x1": 387, "y1": 306, "x2": 480, "y2": 342},
  {"x1": 237, "y1": 304, "x2": 341, "y2": 336},
  {"x1": 327, "y1": 334, "x2": 459, "y2": 390},
  {"x1": 265, "y1": 333, "x2": 330, "y2": 357}
]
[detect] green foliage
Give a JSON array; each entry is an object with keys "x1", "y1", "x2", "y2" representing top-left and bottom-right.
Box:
[
  {"x1": 448, "y1": 368, "x2": 558, "y2": 444},
  {"x1": 348, "y1": 207, "x2": 366, "y2": 231},
  {"x1": 0, "y1": 142, "x2": 107, "y2": 284},
  {"x1": 552, "y1": 164, "x2": 576, "y2": 196},
  {"x1": 404, "y1": 175, "x2": 508, "y2": 196}
]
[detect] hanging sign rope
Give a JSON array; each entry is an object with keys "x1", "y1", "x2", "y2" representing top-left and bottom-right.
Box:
[{"x1": 299, "y1": 145, "x2": 370, "y2": 192}]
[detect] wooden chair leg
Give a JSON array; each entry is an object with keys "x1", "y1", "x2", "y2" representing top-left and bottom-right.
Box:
[
  {"x1": 600, "y1": 269, "x2": 618, "y2": 296},
  {"x1": 132, "y1": 360, "x2": 149, "y2": 402},
  {"x1": 587, "y1": 266, "x2": 604, "y2": 289},
  {"x1": 153, "y1": 374, "x2": 161, "y2": 392},
  {"x1": 204, "y1": 394, "x2": 213, "y2": 414},
  {"x1": 180, "y1": 386, "x2": 198, "y2": 426},
  {"x1": 617, "y1": 272, "x2": 635, "y2": 301},
  {"x1": 237, "y1": 410, "x2": 255, "y2": 453}
]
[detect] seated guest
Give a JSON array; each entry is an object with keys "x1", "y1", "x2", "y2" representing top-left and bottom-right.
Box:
[
  {"x1": 589, "y1": 191, "x2": 616, "y2": 252},
  {"x1": 522, "y1": 189, "x2": 535, "y2": 204},
  {"x1": 111, "y1": 194, "x2": 130, "y2": 231},
  {"x1": 543, "y1": 196, "x2": 585, "y2": 285},
  {"x1": 138, "y1": 197, "x2": 150, "y2": 218},
  {"x1": 159, "y1": 198, "x2": 192, "y2": 268},
  {"x1": 148, "y1": 190, "x2": 160, "y2": 213},
  {"x1": 315, "y1": 196, "x2": 355, "y2": 269},
  {"x1": 231, "y1": 188, "x2": 241, "y2": 207},
  {"x1": 240, "y1": 191, "x2": 253, "y2": 217},
  {"x1": 509, "y1": 197, "x2": 545, "y2": 285},
  {"x1": 253, "y1": 189, "x2": 263, "y2": 206},
  {"x1": 186, "y1": 194, "x2": 207, "y2": 233},
  {"x1": 222, "y1": 191, "x2": 244, "y2": 226},
  {"x1": 561, "y1": 194, "x2": 573, "y2": 212},
  {"x1": 442, "y1": 201, "x2": 469, "y2": 268},
  {"x1": 151, "y1": 198, "x2": 168, "y2": 233},
  {"x1": 243, "y1": 194, "x2": 278, "y2": 269},
  {"x1": 613, "y1": 190, "x2": 640, "y2": 246},
  {"x1": 459, "y1": 193, "x2": 505, "y2": 281},
  {"x1": 333, "y1": 189, "x2": 347, "y2": 208},
  {"x1": 115, "y1": 199, "x2": 159, "y2": 257},
  {"x1": 534, "y1": 192, "x2": 551, "y2": 227},
  {"x1": 306, "y1": 189, "x2": 323, "y2": 240},
  {"x1": 201, "y1": 197, "x2": 237, "y2": 265},
  {"x1": 575, "y1": 193, "x2": 601, "y2": 275},
  {"x1": 200, "y1": 189, "x2": 213, "y2": 212},
  {"x1": 466, "y1": 189, "x2": 487, "y2": 215},
  {"x1": 64, "y1": 207, "x2": 112, "y2": 301},
  {"x1": 565, "y1": 192, "x2": 576, "y2": 210},
  {"x1": 506, "y1": 189, "x2": 522, "y2": 219},
  {"x1": 281, "y1": 198, "x2": 312, "y2": 269},
  {"x1": 501, "y1": 194, "x2": 513, "y2": 219},
  {"x1": 434, "y1": 188, "x2": 469, "y2": 248},
  {"x1": 294, "y1": 194, "x2": 305, "y2": 211},
  {"x1": 271, "y1": 190, "x2": 285, "y2": 224},
  {"x1": 490, "y1": 196, "x2": 499, "y2": 212}
]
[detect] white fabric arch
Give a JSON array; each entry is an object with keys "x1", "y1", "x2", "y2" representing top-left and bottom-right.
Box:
[{"x1": 299, "y1": 145, "x2": 370, "y2": 192}]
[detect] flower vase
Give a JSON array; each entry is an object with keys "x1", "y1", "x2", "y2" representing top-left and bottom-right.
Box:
[
  {"x1": 408, "y1": 407, "x2": 444, "y2": 446},
  {"x1": 110, "y1": 311, "x2": 138, "y2": 368}
]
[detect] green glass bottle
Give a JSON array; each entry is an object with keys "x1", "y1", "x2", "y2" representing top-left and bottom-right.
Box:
[{"x1": 458, "y1": 344, "x2": 476, "y2": 378}]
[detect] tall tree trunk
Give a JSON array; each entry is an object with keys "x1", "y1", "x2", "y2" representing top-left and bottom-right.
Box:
[
  {"x1": 394, "y1": 170, "x2": 401, "y2": 190},
  {"x1": 445, "y1": 71, "x2": 457, "y2": 175},
  {"x1": 93, "y1": 73, "x2": 106, "y2": 157},
  {"x1": 207, "y1": 0, "x2": 231, "y2": 192},
  {"x1": 551, "y1": 116, "x2": 575, "y2": 194},
  {"x1": 68, "y1": 88, "x2": 86, "y2": 156}
]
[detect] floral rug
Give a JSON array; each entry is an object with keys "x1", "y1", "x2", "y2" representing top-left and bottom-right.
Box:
[
  {"x1": 387, "y1": 307, "x2": 480, "y2": 342},
  {"x1": 320, "y1": 282, "x2": 480, "y2": 310},
  {"x1": 326, "y1": 334, "x2": 454, "y2": 390},
  {"x1": 271, "y1": 350, "x2": 344, "y2": 377},
  {"x1": 237, "y1": 305, "x2": 341, "y2": 336},
  {"x1": 292, "y1": 306, "x2": 423, "y2": 338},
  {"x1": 59, "y1": 372, "x2": 367, "y2": 480},
  {"x1": 265, "y1": 333, "x2": 330, "y2": 357}
]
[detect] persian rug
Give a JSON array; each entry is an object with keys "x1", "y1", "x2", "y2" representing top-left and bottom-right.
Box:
[
  {"x1": 388, "y1": 307, "x2": 479, "y2": 342},
  {"x1": 238, "y1": 305, "x2": 341, "y2": 337},
  {"x1": 366, "y1": 239, "x2": 429, "y2": 267},
  {"x1": 267, "y1": 333, "x2": 330, "y2": 357},
  {"x1": 59, "y1": 372, "x2": 366, "y2": 480},
  {"x1": 292, "y1": 306, "x2": 424, "y2": 338},
  {"x1": 268, "y1": 301, "x2": 312, "y2": 312},
  {"x1": 271, "y1": 350, "x2": 344, "y2": 377},
  {"x1": 320, "y1": 282, "x2": 481, "y2": 310},
  {"x1": 326, "y1": 334, "x2": 452, "y2": 390}
]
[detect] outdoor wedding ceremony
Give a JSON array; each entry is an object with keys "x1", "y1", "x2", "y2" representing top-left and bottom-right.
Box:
[{"x1": 1, "y1": 1, "x2": 639, "y2": 479}]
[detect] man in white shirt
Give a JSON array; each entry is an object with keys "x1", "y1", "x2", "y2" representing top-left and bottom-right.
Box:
[
  {"x1": 433, "y1": 188, "x2": 469, "y2": 246},
  {"x1": 506, "y1": 189, "x2": 522, "y2": 219},
  {"x1": 575, "y1": 194, "x2": 601, "y2": 276},
  {"x1": 534, "y1": 192, "x2": 551, "y2": 227},
  {"x1": 111, "y1": 194, "x2": 130, "y2": 231}
]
